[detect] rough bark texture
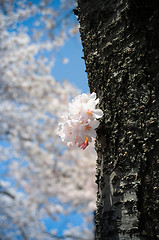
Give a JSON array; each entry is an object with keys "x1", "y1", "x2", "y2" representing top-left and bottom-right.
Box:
[{"x1": 77, "y1": 0, "x2": 159, "y2": 239}]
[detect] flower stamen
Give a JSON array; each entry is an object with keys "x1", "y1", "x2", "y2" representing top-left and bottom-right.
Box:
[
  {"x1": 85, "y1": 124, "x2": 91, "y2": 131},
  {"x1": 87, "y1": 109, "x2": 93, "y2": 116},
  {"x1": 78, "y1": 137, "x2": 89, "y2": 150}
]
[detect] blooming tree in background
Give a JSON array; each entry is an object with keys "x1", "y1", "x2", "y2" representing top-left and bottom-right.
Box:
[{"x1": 0, "y1": 0, "x2": 97, "y2": 239}]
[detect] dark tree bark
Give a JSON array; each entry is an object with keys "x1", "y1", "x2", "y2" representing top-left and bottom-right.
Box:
[{"x1": 77, "y1": 0, "x2": 159, "y2": 239}]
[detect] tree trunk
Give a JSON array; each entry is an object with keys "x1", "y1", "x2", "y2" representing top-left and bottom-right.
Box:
[{"x1": 77, "y1": 0, "x2": 159, "y2": 239}]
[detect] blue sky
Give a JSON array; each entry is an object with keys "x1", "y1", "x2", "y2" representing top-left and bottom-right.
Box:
[
  {"x1": 39, "y1": 2, "x2": 90, "y2": 235},
  {"x1": 0, "y1": 1, "x2": 91, "y2": 237},
  {"x1": 13, "y1": 0, "x2": 89, "y2": 92},
  {"x1": 53, "y1": 35, "x2": 89, "y2": 93},
  {"x1": 45, "y1": 24, "x2": 90, "y2": 235},
  {"x1": 50, "y1": 0, "x2": 89, "y2": 93},
  {"x1": 27, "y1": 0, "x2": 90, "y2": 93}
]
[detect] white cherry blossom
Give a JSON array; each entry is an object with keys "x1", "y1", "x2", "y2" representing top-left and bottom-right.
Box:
[
  {"x1": 0, "y1": 1, "x2": 96, "y2": 239},
  {"x1": 58, "y1": 92, "x2": 103, "y2": 149}
]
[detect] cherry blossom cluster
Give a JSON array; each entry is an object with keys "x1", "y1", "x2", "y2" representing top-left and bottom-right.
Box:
[
  {"x1": 0, "y1": 0, "x2": 97, "y2": 238},
  {"x1": 58, "y1": 92, "x2": 103, "y2": 150}
]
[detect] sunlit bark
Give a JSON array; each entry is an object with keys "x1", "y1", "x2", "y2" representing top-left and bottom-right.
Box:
[{"x1": 77, "y1": 0, "x2": 159, "y2": 239}]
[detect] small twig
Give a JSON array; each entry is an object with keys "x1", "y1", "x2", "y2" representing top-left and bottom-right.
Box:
[
  {"x1": 43, "y1": 231, "x2": 89, "y2": 240},
  {"x1": 0, "y1": 191, "x2": 15, "y2": 199}
]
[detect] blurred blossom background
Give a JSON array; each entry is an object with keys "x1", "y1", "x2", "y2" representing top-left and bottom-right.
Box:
[{"x1": 0, "y1": 0, "x2": 96, "y2": 239}]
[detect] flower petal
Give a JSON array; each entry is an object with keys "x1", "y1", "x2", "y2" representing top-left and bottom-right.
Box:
[
  {"x1": 93, "y1": 109, "x2": 103, "y2": 119},
  {"x1": 90, "y1": 92, "x2": 96, "y2": 100}
]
